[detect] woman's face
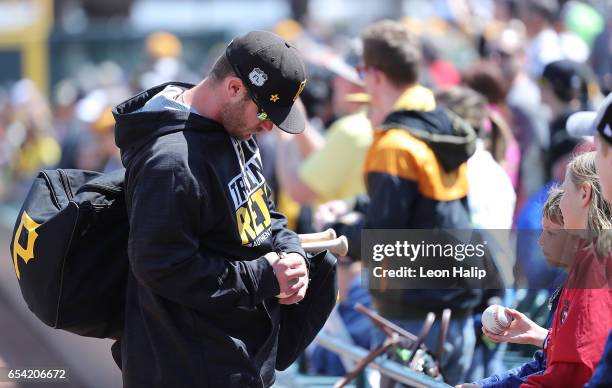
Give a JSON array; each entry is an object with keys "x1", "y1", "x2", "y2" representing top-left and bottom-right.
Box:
[{"x1": 560, "y1": 169, "x2": 588, "y2": 230}]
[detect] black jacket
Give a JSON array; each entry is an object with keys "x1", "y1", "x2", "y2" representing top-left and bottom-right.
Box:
[
  {"x1": 334, "y1": 105, "x2": 482, "y2": 317},
  {"x1": 112, "y1": 82, "x2": 306, "y2": 387}
]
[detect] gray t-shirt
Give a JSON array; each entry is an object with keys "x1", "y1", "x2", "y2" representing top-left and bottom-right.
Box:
[{"x1": 136, "y1": 85, "x2": 200, "y2": 115}]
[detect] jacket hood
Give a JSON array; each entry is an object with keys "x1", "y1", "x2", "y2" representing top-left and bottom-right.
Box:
[
  {"x1": 113, "y1": 82, "x2": 226, "y2": 165},
  {"x1": 381, "y1": 107, "x2": 476, "y2": 172}
]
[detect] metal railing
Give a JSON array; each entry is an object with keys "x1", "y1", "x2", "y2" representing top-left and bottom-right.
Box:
[{"x1": 316, "y1": 332, "x2": 452, "y2": 388}]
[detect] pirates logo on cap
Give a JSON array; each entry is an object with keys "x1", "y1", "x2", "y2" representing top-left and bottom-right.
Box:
[{"x1": 249, "y1": 68, "x2": 268, "y2": 87}]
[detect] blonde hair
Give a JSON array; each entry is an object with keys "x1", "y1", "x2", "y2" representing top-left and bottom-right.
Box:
[
  {"x1": 542, "y1": 186, "x2": 564, "y2": 226},
  {"x1": 566, "y1": 151, "x2": 612, "y2": 254}
]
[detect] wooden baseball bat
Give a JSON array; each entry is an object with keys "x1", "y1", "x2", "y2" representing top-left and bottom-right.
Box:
[
  {"x1": 301, "y1": 235, "x2": 348, "y2": 256},
  {"x1": 298, "y1": 228, "x2": 337, "y2": 243}
]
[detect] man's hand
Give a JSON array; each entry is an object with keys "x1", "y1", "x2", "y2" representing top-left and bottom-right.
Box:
[
  {"x1": 277, "y1": 253, "x2": 309, "y2": 305},
  {"x1": 265, "y1": 252, "x2": 308, "y2": 304},
  {"x1": 313, "y1": 199, "x2": 353, "y2": 231},
  {"x1": 481, "y1": 308, "x2": 548, "y2": 347}
]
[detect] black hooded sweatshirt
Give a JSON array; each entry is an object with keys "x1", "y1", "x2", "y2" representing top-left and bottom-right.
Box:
[{"x1": 112, "y1": 82, "x2": 305, "y2": 387}]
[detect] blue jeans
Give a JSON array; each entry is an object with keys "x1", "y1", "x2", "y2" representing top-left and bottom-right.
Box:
[{"x1": 371, "y1": 315, "x2": 475, "y2": 386}]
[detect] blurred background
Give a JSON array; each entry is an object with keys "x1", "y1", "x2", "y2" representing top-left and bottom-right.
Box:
[{"x1": 1, "y1": 0, "x2": 611, "y2": 387}]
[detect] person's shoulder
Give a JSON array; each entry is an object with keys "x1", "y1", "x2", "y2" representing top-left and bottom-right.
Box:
[
  {"x1": 149, "y1": 131, "x2": 190, "y2": 155},
  {"x1": 372, "y1": 127, "x2": 429, "y2": 157},
  {"x1": 147, "y1": 130, "x2": 226, "y2": 168},
  {"x1": 142, "y1": 135, "x2": 190, "y2": 172},
  {"x1": 328, "y1": 111, "x2": 372, "y2": 135},
  {"x1": 150, "y1": 128, "x2": 228, "y2": 152},
  {"x1": 365, "y1": 128, "x2": 427, "y2": 179},
  {"x1": 319, "y1": 113, "x2": 372, "y2": 153}
]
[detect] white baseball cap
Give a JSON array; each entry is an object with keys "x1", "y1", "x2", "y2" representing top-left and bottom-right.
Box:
[{"x1": 567, "y1": 92, "x2": 612, "y2": 145}]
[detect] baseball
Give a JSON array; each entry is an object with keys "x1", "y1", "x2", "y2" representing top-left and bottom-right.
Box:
[{"x1": 482, "y1": 305, "x2": 513, "y2": 334}]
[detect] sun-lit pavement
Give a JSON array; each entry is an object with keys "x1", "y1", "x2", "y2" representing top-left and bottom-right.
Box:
[
  {"x1": 0, "y1": 354, "x2": 17, "y2": 388},
  {"x1": 0, "y1": 214, "x2": 87, "y2": 388},
  {"x1": 0, "y1": 291, "x2": 85, "y2": 388}
]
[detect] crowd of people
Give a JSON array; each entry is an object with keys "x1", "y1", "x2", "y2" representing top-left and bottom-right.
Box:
[{"x1": 1, "y1": 0, "x2": 612, "y2": 387}]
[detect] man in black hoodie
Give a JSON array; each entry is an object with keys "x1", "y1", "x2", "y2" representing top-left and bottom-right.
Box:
[
  {"x1": 332, "y1": 20, "x2": 481, "y2": 385},
  {"x1": 112, "y1": 31, "x2": 310, "y2": 387}
]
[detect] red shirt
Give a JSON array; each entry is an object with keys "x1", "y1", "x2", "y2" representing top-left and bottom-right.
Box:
[{"x1": 522, "y1": 242, "x2": 612, "y2": 388}]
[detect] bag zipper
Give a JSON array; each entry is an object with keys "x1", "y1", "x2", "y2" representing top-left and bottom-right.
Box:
[
  {"x1": 77, "y1": 183, "x2": 122, "y2": 195},
  {"x1": 58, "y1": 169, "x2": 74, "y2": 200},
  {"x1": 41, "y1": 171, "x2": 61, "y2": 209}
]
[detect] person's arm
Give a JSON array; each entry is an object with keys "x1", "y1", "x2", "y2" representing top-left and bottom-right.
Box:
[
  {"x1": 482, "y1": 308, "x2": 549, "y2": 347},
  {"x1": 465, "y1": 350, "x2": 547, "y2": 388},
  {"x1": 127, "y1": 153, "x2": 279, "y2": 312},
  {"x1": 274, "y1": 98, "x2": 325, "y2": 204},
  {"x1": 292, "y1": 124, "x2": 325, "y2": 157},
  {"x1": 275, "y1": 136, "x2": 320, "y2": 204},
  {"x1": 290, "y1": 99, "x2": 325, "y2": 156},
  {"x1": 520, "y1": 363, "x2": 593, "y2": 388}
]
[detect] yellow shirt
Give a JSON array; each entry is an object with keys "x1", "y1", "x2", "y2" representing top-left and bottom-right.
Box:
[
  {"x1": 299, "y1": 111, "x2": 373, "y2": 202},
  {"x1": 16, "y1": 135, "x2": 61, "y2": 177}
]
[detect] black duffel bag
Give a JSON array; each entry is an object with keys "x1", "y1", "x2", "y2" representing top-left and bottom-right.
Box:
[
  {"x1": 9, "y1": 168, "x2": 128, "y2": 339},
  {"x1": 276, "y1": 250, "x2": 337, "y2": 370}
]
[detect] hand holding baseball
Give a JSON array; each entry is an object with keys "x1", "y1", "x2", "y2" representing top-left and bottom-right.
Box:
[
  {"x1": 481, "y1": 307, "x2": 548, "y2": 347},
  {"x1": 482, "y1": 305, "x2": 513, "y2": 334}
]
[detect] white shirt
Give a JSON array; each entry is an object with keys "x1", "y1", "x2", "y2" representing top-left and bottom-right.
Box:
[{"x1": 467, "y1": 140, "x2": 516, "y2": 229}]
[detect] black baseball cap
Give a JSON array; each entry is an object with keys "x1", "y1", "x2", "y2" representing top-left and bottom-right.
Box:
[
  {"x1": 226, "y1": 30, "x2": 307, "y2": 134},
  {"x1": 540, "y1": 60, "x2": 584, "y2": 102},
  {"x1": 567, "y1": 92, "x2": 612, "y2": 145}
]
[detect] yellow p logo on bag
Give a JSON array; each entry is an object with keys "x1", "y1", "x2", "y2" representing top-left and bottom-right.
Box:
[{"x1": 12, "y1": 211, "x2": 40, "y2": 280}]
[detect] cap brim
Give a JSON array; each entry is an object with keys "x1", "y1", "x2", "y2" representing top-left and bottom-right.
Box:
[
  {"x1": 267, "y1": 102, "x2": 305, "y2": 134},
  {"x1": 567, "y1": 111, "x2": 597, "y2": 138}
]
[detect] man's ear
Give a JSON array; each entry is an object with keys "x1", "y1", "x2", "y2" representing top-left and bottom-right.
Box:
[
  {"x1": 225, "y1": 77, "x2": 245, "y2": 100},
  {"x1": 580, "y1": 183, "x2": 592, "y2": 207},
  {"x1": 372, "y1": 68, "x2": 383, "y2": 86}
]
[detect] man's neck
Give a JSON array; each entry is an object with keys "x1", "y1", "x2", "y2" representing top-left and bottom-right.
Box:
[
  {"x1": 181, "y1": 78, "x2": 223, "y2": 122},
  {"x1": 375, "y1": 83, "x2": 415, "y2": 118}
]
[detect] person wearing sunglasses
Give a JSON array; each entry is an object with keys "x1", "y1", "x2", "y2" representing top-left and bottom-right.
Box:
[
  {"x1": 111, "y1": 31, "x2": 313, "y2": 387},
  {"x1": 329, "y1": 20, "x2": 480, "y2": 386}
]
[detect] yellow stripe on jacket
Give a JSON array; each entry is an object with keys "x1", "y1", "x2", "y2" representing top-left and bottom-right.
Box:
[{"x1": 365, "y1": 128, "x2": 469, "y2": 202}]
